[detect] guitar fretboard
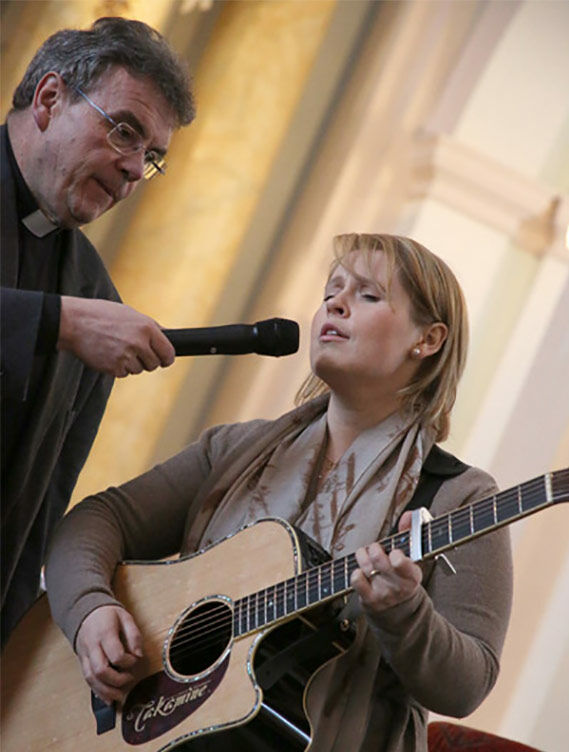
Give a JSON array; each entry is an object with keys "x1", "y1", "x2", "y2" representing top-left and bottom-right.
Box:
[{"x1": 233, "y1": 469, "x2": 568, "y2": 637}]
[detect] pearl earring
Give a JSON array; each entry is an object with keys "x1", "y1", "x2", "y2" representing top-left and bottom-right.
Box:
[{"x1": 412, "y1": 347, "x2": 421, "y2": 358}]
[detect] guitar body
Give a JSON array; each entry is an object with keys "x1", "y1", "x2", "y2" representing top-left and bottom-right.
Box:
[
  {"x1": 4, "y1": 470, "x2": 566, "y2": 751},
  {"x1": 1, "y1": 519, "x2": 353, "y2": 752}
]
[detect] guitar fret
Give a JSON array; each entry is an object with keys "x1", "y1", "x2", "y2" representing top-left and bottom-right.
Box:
[
  {"x1": 469, "y1": 504, "x2": 474, "y2": 536},
  {"x1": 306, "y1": 568, "x2": 315, "y2": 608},
  {"x1": 273, "y1": 583, "x2": 282, "y2": 620},
  {"x1": 285, "y1": 578, "x2": 294, "y2": 618},
  {"x1": 263, "y1": 587, "x2": 267, "y2": 626},
  {"x1": 334, "y1": 558, "x2": 346, "y2": 593},
  {"x1": 545, "y1": 473, "x2": 552, "y2": 504},
  {"x1": 272, "y1": 584, "x2": 277, "y2": 621},
  {"x1": 499, "y1": 488, "x2": 516, "y2": 523},
  {"x1": 322, "y1": 563, "x2": 331, "y2": 599},
  {"x1": 492, "y1": 496, "x2": 498, "y2": 525},
  {"x1": 256, "y1": 591, "x2": 261, "y2": 629},
  {"x1": 251, "y1": 592, "x2": 256, "y2": 630},
  {"x1": 299, "y1": 572, "x2": 307, "y2": 610},
  {"x1": 260, "y1": 586, "x2": 275, "y2": 626}
]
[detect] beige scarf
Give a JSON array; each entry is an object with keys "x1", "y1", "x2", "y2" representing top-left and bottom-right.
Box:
[{"x1": 197, "y1": 399, "x2": 433, "y2": 555}]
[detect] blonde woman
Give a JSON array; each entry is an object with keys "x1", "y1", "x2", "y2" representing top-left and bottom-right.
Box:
[{"x1": 46, "y1": 234, "x2": 512, "y2": 752}]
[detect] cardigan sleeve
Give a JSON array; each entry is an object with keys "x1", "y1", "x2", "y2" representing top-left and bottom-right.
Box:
[
  {"x1": 365, "y1": 466, "x2": 513, "y2": 717},
  {"x1": 45, "y1": 420, "x2": 265, "y2": 647}
]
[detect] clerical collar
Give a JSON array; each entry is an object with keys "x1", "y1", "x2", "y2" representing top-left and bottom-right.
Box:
[
  {"x1": 3, "y1": 124, "x2": 60, "y2": 237},
  {"x1": 22, "y1": 209, "x2": 59, "y2": 237}
]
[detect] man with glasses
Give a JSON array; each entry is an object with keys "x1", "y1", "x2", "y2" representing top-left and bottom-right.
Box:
[{"x1": 1, "y1": 17, "x2": 195, "y2": 644}]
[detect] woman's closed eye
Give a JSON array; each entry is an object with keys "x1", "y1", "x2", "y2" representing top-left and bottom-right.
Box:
[{"x1": 359, "y1": 286, "x2": 382, "y2": 302}]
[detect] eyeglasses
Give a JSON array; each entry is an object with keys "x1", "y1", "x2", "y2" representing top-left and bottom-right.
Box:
[{"x1": 73, "y1": 86, "x2": 167, "y2": 180}]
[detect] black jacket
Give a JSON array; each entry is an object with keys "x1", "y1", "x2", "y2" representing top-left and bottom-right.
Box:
[{"x1": 1, "y1": 124, "x2": 120, "y2": 643}]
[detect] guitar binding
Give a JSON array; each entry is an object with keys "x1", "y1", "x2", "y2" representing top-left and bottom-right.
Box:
[{"x1": 165, "y1": 595, "x2": 234, "y2": 682}]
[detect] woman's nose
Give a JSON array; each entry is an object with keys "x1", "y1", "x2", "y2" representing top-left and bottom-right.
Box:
[{"x1": 326, "y1": 292, "x2": 349, "y2": 316}]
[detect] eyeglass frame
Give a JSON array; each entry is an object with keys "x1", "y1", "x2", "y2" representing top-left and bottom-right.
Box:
[{"x1": 71, "y1": 85, "x2": 167, "y2": 180}]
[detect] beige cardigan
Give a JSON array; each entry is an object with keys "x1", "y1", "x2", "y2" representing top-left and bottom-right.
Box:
[{"x1": 46, "y1": 399, "x2": 513, "y2": 752}]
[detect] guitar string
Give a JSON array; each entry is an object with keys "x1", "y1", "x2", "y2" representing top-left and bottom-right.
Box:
[
  {"x1": 159, "y1": 473, "x2": 569, "y2": 661},
  {"x1": 168, "y1": 557, "x2": 359, "y2": 652},
  {"x1": 426, "y1": 473, "x2": 568, "y2": 543},
  {"x1": 164, "y1": 557, "x2": 361, "y2": 661},
  {"x1": 165, "y1": 489, "x2": 559, "y2": 664},
  {"x1": 170, "y1": 474, "x2": 566, "y2": 647},
  {"x1": 163, "y1": 473, "x2": 569, "y2": 659},
  {"x1": 167, "y1": 474, "x2": 568, "y2": 657}
]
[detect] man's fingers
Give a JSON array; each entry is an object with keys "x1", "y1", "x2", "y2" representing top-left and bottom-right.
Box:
[
  {"x1": 58, "y1": 297, "x2": 176, "y2": 375},
  {"x1": 152, "y1": 329, "x2": 175, "y2": 367}
]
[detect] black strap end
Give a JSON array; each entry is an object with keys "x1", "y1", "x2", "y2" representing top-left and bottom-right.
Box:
[{"x1": 90, "y1": 691, "x2": 116, "y2": 735}]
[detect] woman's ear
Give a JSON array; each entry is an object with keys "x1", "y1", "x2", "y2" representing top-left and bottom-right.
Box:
[
  {"x1": 419, "y1": 322, "x2": 448, "y2": 358},
  {"x1": 32, "y1": 72, "x2": 65, "y2": 130}
]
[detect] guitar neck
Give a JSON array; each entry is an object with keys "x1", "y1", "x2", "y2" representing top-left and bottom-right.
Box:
[{"x1": 233, "y1": 469, "x2": 569, "y2": 637}]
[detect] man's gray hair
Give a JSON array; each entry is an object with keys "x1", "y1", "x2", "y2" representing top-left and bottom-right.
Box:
[{"x1": 12, "y1": 16, "x2": 195, "y2": 127}]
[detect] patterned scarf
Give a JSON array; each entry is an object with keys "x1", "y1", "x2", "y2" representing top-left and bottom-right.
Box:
[{"x1": 197, "y1": 398, "x2": 433, "y2": 555}]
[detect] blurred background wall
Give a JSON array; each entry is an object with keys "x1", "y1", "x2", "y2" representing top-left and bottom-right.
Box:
[{"x1": 2, "y1": 0, "x2": 568, "y2": 748}]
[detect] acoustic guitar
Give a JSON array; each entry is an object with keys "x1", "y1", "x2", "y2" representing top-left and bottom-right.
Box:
[{"x1": 1, "y1": 468, "x2": 567, "y2": 751}]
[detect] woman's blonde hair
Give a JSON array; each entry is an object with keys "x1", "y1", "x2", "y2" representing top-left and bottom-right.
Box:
[{"x1": 295, "y1": 233, "x2": 469, "y2": 441}]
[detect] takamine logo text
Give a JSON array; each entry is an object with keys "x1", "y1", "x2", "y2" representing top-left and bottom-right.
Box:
[
  {"x1": 121, "y1": 657, "x2": 229, "y2": 744},
  {"x1": 126, "y1": 683, "x2": 210, "y2": 733}
]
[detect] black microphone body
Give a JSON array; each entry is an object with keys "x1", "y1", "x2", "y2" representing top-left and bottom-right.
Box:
[{"x1": 163, "y1": 318, "x2": 299, "y2": 357}]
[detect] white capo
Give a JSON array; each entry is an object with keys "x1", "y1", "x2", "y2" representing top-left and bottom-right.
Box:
[{"x1": 409, "y1": 507, "x2": 457, "y2": 575}]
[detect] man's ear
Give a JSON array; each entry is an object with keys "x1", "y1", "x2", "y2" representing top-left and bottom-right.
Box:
[
  {"x1": 32, "y1": 72, "x2": 66, "y2": 131},
  {"x1": 419, "y1": 322, "x2": 448, "y2": 357}
]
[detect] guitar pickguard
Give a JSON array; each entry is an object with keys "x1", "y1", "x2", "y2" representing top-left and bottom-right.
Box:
[{"x1": 122, "y1": 654, "x2": 229, "y2": 745}]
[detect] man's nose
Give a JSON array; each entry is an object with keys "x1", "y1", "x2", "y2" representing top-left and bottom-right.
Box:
[{"x1": 117, "y1": 149, "x2": 145, "y2": 183}]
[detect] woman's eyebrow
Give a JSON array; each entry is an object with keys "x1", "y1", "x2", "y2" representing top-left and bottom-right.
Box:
[{"x1": 326, "y1": 273, "x2": 345, "y2": 287}]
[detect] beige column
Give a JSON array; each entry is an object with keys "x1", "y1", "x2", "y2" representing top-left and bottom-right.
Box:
[{"x1": 74, "y1": 0, "x2": 337, "y2": 500}]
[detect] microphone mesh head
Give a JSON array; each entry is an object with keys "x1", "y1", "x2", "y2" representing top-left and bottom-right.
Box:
[{"x1": 255, "y1": 318, "x2": 299, "y2": 356}]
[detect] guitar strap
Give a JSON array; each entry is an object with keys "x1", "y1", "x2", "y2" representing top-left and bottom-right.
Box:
[{"x1": 392, "y1": 443, "x2": 470, "y2": 529}]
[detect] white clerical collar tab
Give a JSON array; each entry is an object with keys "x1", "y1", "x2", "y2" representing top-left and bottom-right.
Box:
[{"x1": 22, "y1": 209, "x2": 59, "y2": 237}]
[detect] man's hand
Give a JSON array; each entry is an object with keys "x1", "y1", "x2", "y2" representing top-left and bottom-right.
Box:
[
  {"x1": 351, "y1": 511, "x2": 422, "y2": 618},
  {"x1": 58, "y1": 297, "x2": 175, "y2": 377},
  {"x1": 75, "y1": 605, "x2": 144, "y2": 706}
]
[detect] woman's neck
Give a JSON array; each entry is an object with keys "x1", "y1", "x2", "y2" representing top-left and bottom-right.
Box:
[{"x1": 325, "y1": 391, "x2": 401, "y2": 462}]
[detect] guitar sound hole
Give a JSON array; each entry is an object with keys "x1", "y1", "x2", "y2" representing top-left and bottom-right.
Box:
[{"x1": 168, "y1": 599, "x2": 232, "y2": 677}]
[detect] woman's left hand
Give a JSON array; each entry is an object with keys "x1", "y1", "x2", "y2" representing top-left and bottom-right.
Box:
[{"x1": 351, "y1": 512, "x2": 422, "y2": 617}]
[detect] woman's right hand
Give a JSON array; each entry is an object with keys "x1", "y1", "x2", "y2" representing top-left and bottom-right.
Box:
[{"x1": 75, "y1": 604, "x2": 144, "y2": 705}]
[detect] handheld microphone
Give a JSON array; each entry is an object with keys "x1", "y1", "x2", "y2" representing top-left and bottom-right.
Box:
[{"x1": 163, "y1": 318, "x2": 299, "y2": 357}]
